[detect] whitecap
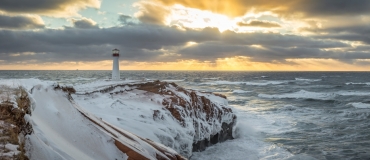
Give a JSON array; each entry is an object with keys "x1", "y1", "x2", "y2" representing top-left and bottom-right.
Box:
[
  {"x1": 345, "y1": 82, "x2": 370, "y2": 85},
  {"x1": 202, "y1": 80, "x2": 288, "y2": 86},
  {"x1": 258, "y1": 90, "x2": 336, "y2": 100},
  {"x1": 349, "y1": 102, "x2": 370, "y2": 109},
  {"x1": 202, "y1": 77, "x2": 219, "y2": 80},
  {"x1": 336, "y1": 91, "x2": 370, "y2": 96},
  {"x1": 295, "y1": 78, "x2": 322, "y2": 82},
  {"x1": 162, "y1": 79, "x2": 185, "y2": 82},
  {"x1": 232, "y1": 90, "x2": 252, "y2": 94}
]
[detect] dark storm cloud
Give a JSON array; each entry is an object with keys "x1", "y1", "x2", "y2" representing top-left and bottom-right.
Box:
[
  {"x1": 237, "y1": 20, "x2": 281, "y2": 28},
  {"x1": 72, "y1": 18, "x2": 99, "y2": 29},
  {"x1": 0, "y1": 14, "x2": 44, "y2": 29},
  {"x1": 293, "y1": 0, "x2": 370, "y2": 16},
  {"x1": 220, "y1": 30, "x2": 348, "y2": 48},
  {"x1": 0, "y1": 24, "x2": 363, "y2": 64},
  {"x1": 0, "y1": 0, "x2": 99, "y2": 16},
  {"x1": 178, "y1": 41, "x2": 370, "y2": 62},
  {"x1": 0, "y1": 25, "x2": 210, "y2": 63},
  {"x1": 301, "y1": 24, "x2": 370, "y2": 44}
]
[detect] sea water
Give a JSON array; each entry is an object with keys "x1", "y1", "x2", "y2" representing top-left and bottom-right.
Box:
[{"x1": 1, "y1": 71, "x2": 370, "y2": 160}]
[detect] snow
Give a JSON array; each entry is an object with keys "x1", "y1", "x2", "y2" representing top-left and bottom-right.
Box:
[
  {"x1": 72, "y1": 81, "x2": 236, "y2": 157},
  {"x1": 73, "y1": 79, "x2": 138, "y2": 94},
  {"x1": 0, "y1": 78, "x2": 236, "y2": 159},
  {"x1": 2, "y1": 144, "x2": 21, "y2": 157},
  {"x1": 26, "y1": 84, "x2": 128, "y2": 160}
]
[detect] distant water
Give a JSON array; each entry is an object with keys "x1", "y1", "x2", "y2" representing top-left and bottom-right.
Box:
[{"x1": 1, "y1": 70, "x2": 370, "y2": 160}]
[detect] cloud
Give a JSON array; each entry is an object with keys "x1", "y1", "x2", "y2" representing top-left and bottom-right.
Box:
[
  {"x1": 0, "y1": 24, "x2": 366, "y2": 65},
  {"x1": 118, "y1": 15, "x2": 134, "y2": 25},
  {"x1": 237, "y1": 20, "x2": 280, "y2": 28},
  {"x1": 134, "y1": 1, "x2": 170, "y2": 25},
  {"x1": 301, "y1": 22, "x2": 370, "y2": 44},
  {"x1": 154, "y1": 0, "x2": 370, "y2": 18},
  {"x1": 0, "y1": 14, "x2": 44, "y2": 29},
  {"x1": 0, "y1": 0, "x2": 101, "y2": 17},
  {"x1": 71, "y1": 18, "x2": 99, "y2": 29}
]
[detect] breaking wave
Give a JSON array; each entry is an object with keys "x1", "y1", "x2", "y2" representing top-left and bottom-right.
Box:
[
  {"x1": 258, "y1": 90, "x2": 336, "y2": 101},
  {"x1": 348, "y1": 102, "x2": 370, "y2": 109},
  {"x1": 232, "y1": 90, "x2": 252, "y2": 94},
  {"x1": 295, "y1": 78, "x2": 322, "y2": 82},
  {"x1": 202, "y1": 80, "x2": 288, "y2": 86}
]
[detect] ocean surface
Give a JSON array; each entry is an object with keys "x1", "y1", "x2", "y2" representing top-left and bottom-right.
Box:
[{"x1": 1, "y1": 70, "x2": 370, "y2": 160}]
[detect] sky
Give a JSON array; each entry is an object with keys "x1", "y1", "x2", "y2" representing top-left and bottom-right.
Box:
[{"x1": 1, "y1": 0, "x2": 370, "y2": 71}]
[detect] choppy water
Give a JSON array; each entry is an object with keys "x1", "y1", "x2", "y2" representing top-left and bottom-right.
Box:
[{"x1": 1, "y1": 70, "x2": 370, "y2": 160}]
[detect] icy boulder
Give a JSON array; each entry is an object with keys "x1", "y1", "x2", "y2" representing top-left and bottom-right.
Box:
[{"x1": 73, "y1": 80, "x2": 237, "y2": 158}]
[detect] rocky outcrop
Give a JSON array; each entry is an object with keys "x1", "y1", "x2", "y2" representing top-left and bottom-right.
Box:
[
  {"x1": 137, "y1": 81, "x2": 237, "y2": 152},
  {"x1": 0, "y1": 87, "x2": 32, "y2": 160},
  {"x1": 74, "y1": 80, "x2": 237, "y2": 157}
]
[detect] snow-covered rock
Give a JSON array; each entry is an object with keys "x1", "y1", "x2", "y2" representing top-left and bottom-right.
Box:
[
  {"x1": 26, "y1": 83, "x2": 185, "y2": 160},
  {"x1": 73, "y1": 80, "x2": 237, "y2": 157},
  {"x1": 1, "y1": 79, "x2": 236, "y2": 159}
]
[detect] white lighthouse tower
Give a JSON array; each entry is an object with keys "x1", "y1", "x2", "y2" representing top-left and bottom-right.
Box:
[{"x1": 112, "y1": 48, "x2": 120, "y2": 81}]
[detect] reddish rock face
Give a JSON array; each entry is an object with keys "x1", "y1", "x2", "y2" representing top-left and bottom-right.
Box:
[
  {"x1": 75, "y1": 80, "x2": 237, "y2": 158},
  {"x1": 137, "y1": 81, "x2": 237, "y2": 153}
]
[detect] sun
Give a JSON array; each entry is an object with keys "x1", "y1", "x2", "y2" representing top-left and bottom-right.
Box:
[{"x1": 164, "y1": 4, "x2": 237, "y2": 32}]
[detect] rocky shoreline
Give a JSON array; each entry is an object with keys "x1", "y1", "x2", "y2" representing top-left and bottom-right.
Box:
[{"x1": 1, "y1": 80, "x2": 237, "y2": 159}]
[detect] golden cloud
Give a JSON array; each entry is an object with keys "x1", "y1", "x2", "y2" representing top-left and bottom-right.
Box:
[
  {"x1": 134, "y1": 1, "x2": 170, "y2": 25},
  {"x1": 154, "y1": 0, "x2": 293, "y2": 17},
  {"x1": 154, "y1": 0, "x2": 370, "y2": 18}
]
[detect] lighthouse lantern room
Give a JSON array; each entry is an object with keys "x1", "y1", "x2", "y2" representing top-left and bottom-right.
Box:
[{"x1": 112, "y1": 49, "x2": 120, "y2": 81}]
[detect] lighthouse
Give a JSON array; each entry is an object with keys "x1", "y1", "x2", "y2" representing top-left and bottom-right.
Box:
[{"x1": 112, "y1": 48, "x2": 120, "y2": 81}]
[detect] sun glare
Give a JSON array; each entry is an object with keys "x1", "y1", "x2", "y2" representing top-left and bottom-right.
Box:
[
  {"x1": 164, "y1": 4, "x2": 291, "y2": 33},
  {"x1": 166, "y1": 4, "x2": 237, "y2": 32}
]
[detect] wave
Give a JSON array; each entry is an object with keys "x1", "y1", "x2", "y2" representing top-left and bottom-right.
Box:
[
  {"x1": 345, "y1": 82, "x2": 370, "y2": 85},
  {"x1": 232, "y1": 90, "x2": 252, "y2": 94},
  {"x1": 349, "y1": 102, "x2": 370, "y2": 109},
  {"x1": 336, "y1": 91, "x2": 370, "y2": 96},
  {"x1": 202, "y1": 80, "x2": 288, "y2": 86},
  {"x1": 277, "y1": 105, "x2": 297, "y2": 111},
  {"x1": 202, "y1": 77, "x2": 220, "y2": 80},
  {"x1": 162, "y1": 79, "x2": 185, "y2": 82},
  {"x1": 258, "y1": 90, "x2": 336, "y2": 101},
  {"x1": 259, "y1": 90, "x2": 370, "y2": 101},
  {"x1": 295, "y1": 78, "x2": 322, "y2": 82}
]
